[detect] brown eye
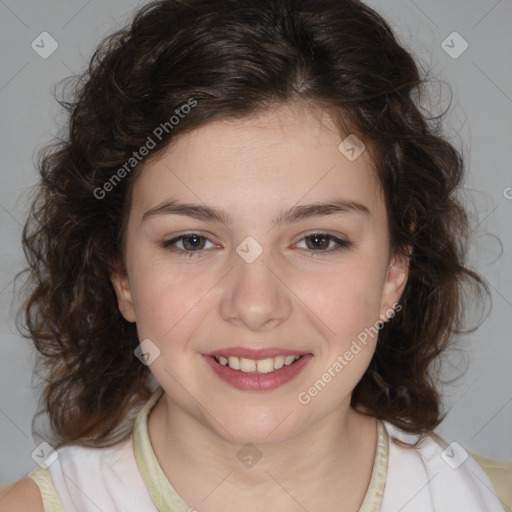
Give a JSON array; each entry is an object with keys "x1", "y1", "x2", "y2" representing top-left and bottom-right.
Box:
[
  {"x1": 162, "y1": 233, "x2": 215, "y2": 257},
  {"x1": 180, "y1": 234, "x2": 206, "y2": 250},
  {"x1": 296, "y1": 233, "x2": 352, "y2": 254},
  {"x1": 304, "y1": 233, "x2": 331, "y2": 250}
]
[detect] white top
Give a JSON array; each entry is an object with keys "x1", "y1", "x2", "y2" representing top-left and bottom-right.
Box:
[{"x1": 28, "y1": 386, "x2": 508, "y2": 512}]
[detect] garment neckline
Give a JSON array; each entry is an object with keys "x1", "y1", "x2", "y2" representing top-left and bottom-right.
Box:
[{"x1": 133, "y1": 386, "x2": 388, "y2": 512}]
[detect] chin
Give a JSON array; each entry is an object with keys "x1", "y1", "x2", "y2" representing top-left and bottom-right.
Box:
[{"x1": 206, "y1": 408, "x2": 306, "y2": 447}]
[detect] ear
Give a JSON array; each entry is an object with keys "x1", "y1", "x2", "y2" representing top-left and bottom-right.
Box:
[
  {"x1": 109, "y1": 264, "x2": 137, "y2": 323},
  {"x1": 379, "y1": 248, "x2": 410, "y2": 322}
]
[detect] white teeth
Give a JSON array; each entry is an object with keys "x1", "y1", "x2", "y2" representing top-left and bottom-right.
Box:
[
  {"x1": 273, "y1": 355, "x2": 285, "y2": 369},
  {"x1": 228, "y1": 356, "x2": 240, "y2": 370},
  {"x1": 284, "y1": 355, "x2": 296, "y2": 365},
  {"x1": 240, "y1": 357, "x2": 257, "y2": 372},
  {"x1": 256, "y1": 358, "x2": 274, "y2": 374},
  {"x1": 214, "y1": 354, "x2": 303, "y2": 373}
]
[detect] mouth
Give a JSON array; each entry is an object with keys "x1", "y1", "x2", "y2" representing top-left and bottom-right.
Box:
[
  {"x1": 212, "y1": 354, "x2": 304, "y2": 374},
  {"x1": 203, "y1": 351, "x2": 313, "y2": 391}
]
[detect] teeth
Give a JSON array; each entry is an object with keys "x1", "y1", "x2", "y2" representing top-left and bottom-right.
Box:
[
  {"x1": 256, "y1": 358, "x2": 274, "y2": 373},
  {"x1": 240, "y1": 357, "x2": 256, "y2": 372},
  {"x1": 214, "y1": 354, "x2": 302, "y2": 373},
  {"x1": 274, "y1": 355, "x2": 285, "y2": 369}
]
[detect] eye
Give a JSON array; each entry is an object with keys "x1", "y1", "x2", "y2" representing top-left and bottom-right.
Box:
[
  {"x1": 161, "y1": 232, "x2": 351, "y2": 258},
  {"x1": 296, "y1": 233, "x2": 352, "y2": 255},
  {"x1": 162, "y1": 233, "x2": 217, "y2": 257}
]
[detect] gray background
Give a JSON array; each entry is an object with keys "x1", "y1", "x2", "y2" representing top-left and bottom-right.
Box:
[{"x1": 0, "y1": 0, "x2": 511, "y2": 485}]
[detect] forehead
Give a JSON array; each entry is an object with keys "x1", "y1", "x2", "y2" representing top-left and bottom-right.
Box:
[{"x1": 131, "y1": 103, "x2": 384, "y2": 221}]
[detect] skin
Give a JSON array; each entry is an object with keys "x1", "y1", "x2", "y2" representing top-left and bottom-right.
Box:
[{"x1": 110, "y1": 101, "x2": 409, "y2": 511}]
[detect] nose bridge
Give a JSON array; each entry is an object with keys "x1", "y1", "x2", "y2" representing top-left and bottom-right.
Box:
[{"x1": 218, "y1": 238, "x2": 292, "y2": 331}]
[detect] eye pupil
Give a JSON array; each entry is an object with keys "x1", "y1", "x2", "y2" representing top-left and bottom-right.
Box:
[
  {"x1": 306, "y1": 234, "x2": 329, "y2": 250},
  {"x1": 183, "y1": 234, "x2": 204, "y2": 250}
]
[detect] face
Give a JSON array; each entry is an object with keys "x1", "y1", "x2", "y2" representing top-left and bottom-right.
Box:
[{"x1": 111, "y1": 102, "x2": 408, "y2": 445}]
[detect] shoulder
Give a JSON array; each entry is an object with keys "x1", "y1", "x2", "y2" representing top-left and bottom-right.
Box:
[
  {"x1": 469, "y1": 451, "x2": 512, "y2": 510},
  {"x1": 0, "y1": 478, "x2": 45, "y2": 512},
  {"x1": 381, "y1": 421, "x2": 511, "y2": 511}
]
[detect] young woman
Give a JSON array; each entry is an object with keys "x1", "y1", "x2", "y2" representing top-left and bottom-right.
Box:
[{"x1": 1, "y1": 0, "x2": 510, "y2": 510}]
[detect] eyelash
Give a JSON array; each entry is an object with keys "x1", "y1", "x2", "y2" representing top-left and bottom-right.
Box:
[{"x1": 161, "y1": 232, "x2": 352, "y2": 258}]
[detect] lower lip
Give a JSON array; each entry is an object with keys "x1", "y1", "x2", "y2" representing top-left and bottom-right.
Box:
[{"x1": 202, "y1": 354, "x2": 313, "y2": 391}]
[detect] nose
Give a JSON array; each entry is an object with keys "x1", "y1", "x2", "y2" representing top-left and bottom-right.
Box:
[{"x1": 218, "y1": 247, "x2": 292, "y2": 332}]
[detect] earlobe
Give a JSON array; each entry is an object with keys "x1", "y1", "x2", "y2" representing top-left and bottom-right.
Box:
[
  {"x1": 110, "y1": 269, "x2": 137, "y2": 323},
  {"x1": 379, "y1": 249, "x2": 410, "y2": 321}
]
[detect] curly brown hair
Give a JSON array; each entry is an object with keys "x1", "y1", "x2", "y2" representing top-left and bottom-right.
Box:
[{"x1": 18, "y1": 0, "x2": 489, "y2": 449}]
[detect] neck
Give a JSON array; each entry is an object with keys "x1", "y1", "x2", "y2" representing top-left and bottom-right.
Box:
[{"x1": 147, "y1": 392, "x2": 378, "y2": 511}]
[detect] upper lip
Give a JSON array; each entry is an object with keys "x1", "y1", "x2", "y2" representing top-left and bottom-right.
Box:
[{"x1": 205, "y1": 347, "x2": 310, "y2": 359}]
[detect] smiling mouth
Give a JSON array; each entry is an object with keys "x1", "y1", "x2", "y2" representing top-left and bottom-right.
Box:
[{"x1": 212, "y1": 354, "x2": 304, "y2": 374}]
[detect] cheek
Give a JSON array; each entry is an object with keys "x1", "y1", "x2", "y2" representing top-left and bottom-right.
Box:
[
  {"x1": 297, "y1": 259, "x2": 385, "y2": 344},
  {"x1": 296, "y1": 264, "x2": 383, "y2": 406},
  {"x1": 129, "y1": 260, "x2": 205, "y2": 341}
]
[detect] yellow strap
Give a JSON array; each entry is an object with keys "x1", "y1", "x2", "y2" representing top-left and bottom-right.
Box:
[
  {"x1": 133, "y1": 387, "x2": 191, "y2": 511},
  {"x1": 468, "y1": 451, "x2": 512, "y2": 512},
  {"x1": 27, "y1": 465, "x2": 65, "y2": 512}
]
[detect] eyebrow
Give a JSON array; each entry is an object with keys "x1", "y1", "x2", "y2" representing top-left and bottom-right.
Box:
[{"x1": 142, "y1": 198, "x2": 370, "y2": 225}]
